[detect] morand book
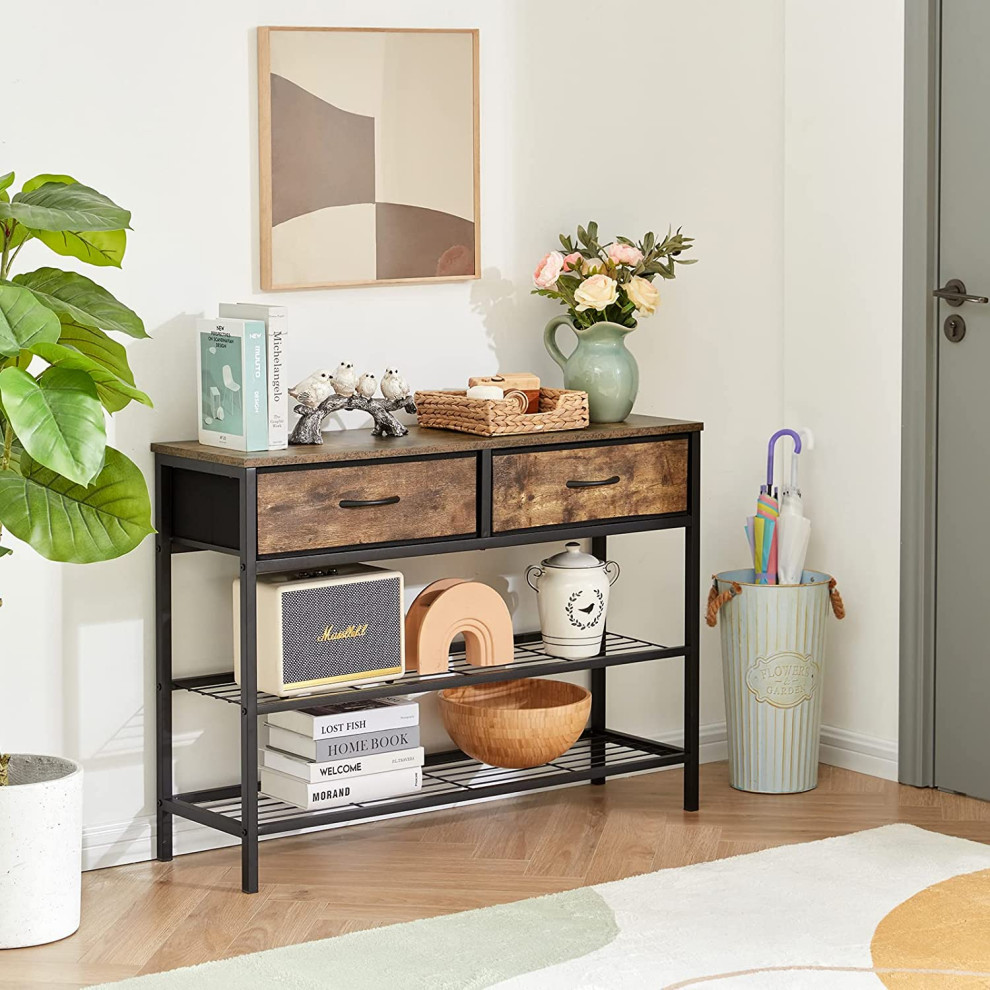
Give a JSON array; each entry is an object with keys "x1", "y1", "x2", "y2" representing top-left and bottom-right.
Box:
[
  {"x1": 259, "y1": 766, "x2": 422, "y2": 811},
  {"x1": 261, "y1": 745, "x2": 425, "y2": 783},
  {"x1": 218, "y1": 302, "x2": 288, "y2": 450},
  {"x1": 196, "y1": 317, "x2": 268, "y2": 451},
  {"x1": 263, "y1": 723, "x2": 421, "y2": 762},
  {"x1": 267, "y1": 698, "x2": 419, "y2": 740}
]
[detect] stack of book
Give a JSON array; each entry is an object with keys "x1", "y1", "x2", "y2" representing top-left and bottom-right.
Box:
[
  {"x1": 260, "y1": 698, "x2": 423, "y2": 811},
  {"x1": 196, "y1": 303, "x2": 288, "y2": 452}
]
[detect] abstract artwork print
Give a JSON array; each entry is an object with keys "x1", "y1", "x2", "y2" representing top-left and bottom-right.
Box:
[{"x1": 259, "y1": 27, "x2": 480, "y2": 289}]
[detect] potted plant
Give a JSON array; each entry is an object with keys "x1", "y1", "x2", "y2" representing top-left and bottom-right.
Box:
[
  {"x1": 533, "y1": 221, "x2": 696, "y2": 423},
  {"x1": 0, "y1": 170, "x2": 153, "y2": 947}
]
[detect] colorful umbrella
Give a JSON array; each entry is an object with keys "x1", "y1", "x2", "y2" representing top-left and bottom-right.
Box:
[{"x1": 748, "y1": 429, "x2": 801, "y2": 584}]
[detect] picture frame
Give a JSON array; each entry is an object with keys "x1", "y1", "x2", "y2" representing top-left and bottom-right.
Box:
[{"x1": 258, "y1": 26, "x2": 481, "y2": 291}]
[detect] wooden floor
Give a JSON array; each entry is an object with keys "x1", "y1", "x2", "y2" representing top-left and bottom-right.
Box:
[{"x1": 4, "y1": 762, "x2": 990, "y2": 989}]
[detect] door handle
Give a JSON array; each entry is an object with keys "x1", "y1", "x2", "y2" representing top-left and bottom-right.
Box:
[{"x1": 932, "y1": 278, "x2": 989, "y2": 306}]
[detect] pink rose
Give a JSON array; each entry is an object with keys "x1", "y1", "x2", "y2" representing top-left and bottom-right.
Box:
[
  {"x1": 562, "y1": 251, "x2": 583, "y2": 272},
  {"x1": 606, "y1": 242, "x2": 644, "y2": 266},
  {"x1": 533, "y1": 251, "x2": 565, "y2": 289}
]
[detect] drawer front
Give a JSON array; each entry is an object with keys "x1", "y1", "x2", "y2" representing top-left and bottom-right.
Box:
[
  {"x1": 257, "y1": 456, "x2": 477, "y2": 554},
  {"x1": 492, "y1": 439, "x2": 688, "y2": 532}
]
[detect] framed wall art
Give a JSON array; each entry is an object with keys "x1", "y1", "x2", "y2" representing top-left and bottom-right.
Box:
[{"x1": 258, "y1": 26, "x2": 480, "y2": 290}]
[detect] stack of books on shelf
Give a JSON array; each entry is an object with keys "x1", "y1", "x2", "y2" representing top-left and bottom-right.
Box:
[
  {"x1": 260, "y1": 698, "x2": 423, "y2": 811},
  {"x1": 196, "y1": 303, "x2": 288, "y2": 452}
]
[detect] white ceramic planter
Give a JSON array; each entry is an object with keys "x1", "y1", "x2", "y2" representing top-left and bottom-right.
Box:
[{"x1": 0, "y1": 755, "x2": 83, "y2": 948}]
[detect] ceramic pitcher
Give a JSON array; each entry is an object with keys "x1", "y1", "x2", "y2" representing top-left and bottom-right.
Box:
[
  {"x1": 544, "y1": 316, "x2": 639, "y2": 423},
  {"x1": 526, "y1": 542, "x2": 620, "y2": 659}
]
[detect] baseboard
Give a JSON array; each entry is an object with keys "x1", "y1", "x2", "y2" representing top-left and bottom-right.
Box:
[
  {"x1": 83, "y1": 722, "x2": 731, "y2": 872},
  {"x1": 818, "y1": 724, "x2": 899, "y2": 781}
]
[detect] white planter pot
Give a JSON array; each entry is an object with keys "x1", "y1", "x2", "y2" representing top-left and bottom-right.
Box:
[{"x1": 0, "y1": 755, "x2": 83, "y2": 948}]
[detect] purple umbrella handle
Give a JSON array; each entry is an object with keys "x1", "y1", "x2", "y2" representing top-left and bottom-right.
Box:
[{"x1": 767, "y1": 429, "x2": 802, "y2": 491}]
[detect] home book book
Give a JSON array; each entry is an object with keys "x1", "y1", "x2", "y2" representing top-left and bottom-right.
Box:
[
  {"x1": 259, "y1": 766, "x2": 422, "y2": 811},
  {"x1": 261, "y1": 745, "x2": 424, "y2": 783},
  {"x1": 267, "y1": 698, "x2": 419, "y2": 740},
  {"x1": 218, "y1": 302, "x2": 288, "y2": 450},
  {"x1": 264, "y1": 724, "x2": 421, "y2": 762},
  {"x1": 196, "y1": 317, "x2": 268, "y2": 451}
]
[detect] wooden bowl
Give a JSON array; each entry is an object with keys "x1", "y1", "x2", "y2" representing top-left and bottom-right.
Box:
[{"x1": 438, "y1": 678, "x2": 591, "y2": 769}]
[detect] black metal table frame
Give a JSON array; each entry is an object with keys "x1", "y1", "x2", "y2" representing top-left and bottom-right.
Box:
[{"x1": 155, "y1": 431, "x2": 701, "y2": 893}]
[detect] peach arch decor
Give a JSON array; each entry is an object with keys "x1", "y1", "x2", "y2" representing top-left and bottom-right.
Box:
[{"x1": 405, "y1": 579, "x2": 514, "y2": 673}]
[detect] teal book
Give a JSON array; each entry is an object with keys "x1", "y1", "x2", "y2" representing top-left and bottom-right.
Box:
[{"x1": 196, "y1": 317, "x2": 268, "y2": 451}]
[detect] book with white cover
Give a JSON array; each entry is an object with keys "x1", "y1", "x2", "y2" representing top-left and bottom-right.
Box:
[
  {"x1": 267, "y1": 698, "x2": 419, "y2": 740},
  {"x1": 264, "y1": 724, "x2": 421, "y2": 762},
  {"x1": 260, "y1": 766, "x2": 422, "y2": 811},
  {"x1": 261, "y1": 745, "x2": 424, "y2": 783},
  {"x1": 218, "y1": 302, "x2": 288, "y2": 449},
  {"x1": 196, "y1": 317, "x2": 268, "y2": 451}
]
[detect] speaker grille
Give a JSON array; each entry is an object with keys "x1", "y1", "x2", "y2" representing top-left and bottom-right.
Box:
[{"x1": 280, "y1": 576, "x2": 401, "y2": 684}]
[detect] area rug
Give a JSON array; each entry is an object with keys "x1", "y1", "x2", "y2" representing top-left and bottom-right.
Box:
[{"x1": 96, "y1": 824, "x2": 990, "y2": 989}]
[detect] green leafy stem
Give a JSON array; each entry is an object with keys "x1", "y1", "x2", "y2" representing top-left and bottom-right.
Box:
[{"x1": 0, "y1": 169, "x2": 158, "y2": 777}]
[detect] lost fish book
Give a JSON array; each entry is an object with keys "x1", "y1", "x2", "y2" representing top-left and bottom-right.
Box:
[
  {"x1": 196, "y1": 317, "x2": 268, "y2": 451},
  {"x1": 266, "y1": 698, "x2": 419, "y2": 740},
  {"x1": 263, "y1": 724, "x2": 421, "y2": 762},
  {"x1": 259, "y1": 766, "x2": 422, "y2": 811}
]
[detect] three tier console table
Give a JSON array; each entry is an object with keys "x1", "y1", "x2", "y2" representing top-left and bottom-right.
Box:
[{"x1": 152, "y1": 414, "x2": 703, "y2": 892}]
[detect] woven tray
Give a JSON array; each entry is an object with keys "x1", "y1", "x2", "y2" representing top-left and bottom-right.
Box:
[{"x1": 414, "y1": 387, "x2": 589, "y2": 437}]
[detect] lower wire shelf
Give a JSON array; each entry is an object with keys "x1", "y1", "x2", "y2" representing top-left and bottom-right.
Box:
[{"x1": 166, "y1": 729, "x2": 686, "y2": 838}]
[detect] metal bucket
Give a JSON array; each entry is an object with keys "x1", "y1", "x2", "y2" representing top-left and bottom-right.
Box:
[{"x1": 709, "y1": 569, "x2": 839, "y2": 794}]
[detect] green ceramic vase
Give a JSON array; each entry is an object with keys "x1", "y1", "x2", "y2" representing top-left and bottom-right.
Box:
[{"x1": 544, "y1": 316, "x2": 639, "y2": 423}]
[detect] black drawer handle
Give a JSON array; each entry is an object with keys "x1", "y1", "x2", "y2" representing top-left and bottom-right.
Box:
[
  {"x1": 338, "y1": 496, "x2": 401, "y2": 509},
  {"x1": 566, "y1": 475, "x2": 620, "y2": 489}
]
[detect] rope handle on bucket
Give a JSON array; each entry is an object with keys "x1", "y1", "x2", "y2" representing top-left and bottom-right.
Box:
[
  {"x1": 705, "y1": 576, "x2": 846, "y2": 626},
  {"x1": 705, "y1": 578, "x2": 741, "y2": 627}
]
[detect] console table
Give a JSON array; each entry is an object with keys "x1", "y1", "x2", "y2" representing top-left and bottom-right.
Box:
[{"x1": 152, "y1": 414, "x2": 703, "y2": 893}]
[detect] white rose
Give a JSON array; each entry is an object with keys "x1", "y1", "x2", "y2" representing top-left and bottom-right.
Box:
[
  {"x1": 581, "y1": 256, "x2": 607, "y2": 275},
  {"x1": 624, "y1": 276, "x2": 660, "y2": 316},
  {"x1": 574, "y1": 274, "x2": 619, "y2": 312}
]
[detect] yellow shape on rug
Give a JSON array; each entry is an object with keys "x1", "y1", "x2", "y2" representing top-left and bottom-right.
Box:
[{"x1": 872, "y1": 867, "x2": 990, "y2": 988}]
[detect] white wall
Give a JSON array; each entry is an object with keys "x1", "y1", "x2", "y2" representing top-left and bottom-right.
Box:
[
  {"x1": 2, "y1": 0, "x2": 903, "y2": 868},
  {"x1": 783, "y1": 0, "x2": 904, "y2": 759}
]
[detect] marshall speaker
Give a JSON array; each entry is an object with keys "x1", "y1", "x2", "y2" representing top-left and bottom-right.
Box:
[{"x1": 234, "y1": 565, "x2": 404, "y2": 697}]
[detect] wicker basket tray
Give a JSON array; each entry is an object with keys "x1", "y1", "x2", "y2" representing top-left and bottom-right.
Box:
[{"x1": 414, "y1": 387, "x2": 589, "y2": 437}]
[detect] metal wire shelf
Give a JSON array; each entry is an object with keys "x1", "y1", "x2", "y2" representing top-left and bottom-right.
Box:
[
  {"x1": 172, "y1": 631, "x2": 684, "y2": 714},
  {"x1": 166, "y1": 730, "x2": 686, "y2": 837}
]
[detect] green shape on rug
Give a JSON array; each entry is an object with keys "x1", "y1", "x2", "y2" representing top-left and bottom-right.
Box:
[{"x1": 94, "y1": 886, "x2": 619, "y2": 990}]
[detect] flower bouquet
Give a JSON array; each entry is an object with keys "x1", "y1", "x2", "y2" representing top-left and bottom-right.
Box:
[{"x1": 532, "y1": 221, "x2": 695, "y2": 328}]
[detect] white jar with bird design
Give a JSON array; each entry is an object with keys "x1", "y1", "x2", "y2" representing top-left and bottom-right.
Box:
[{"x1": 526, "y1": 543, "x2": 620, "y2": 659}]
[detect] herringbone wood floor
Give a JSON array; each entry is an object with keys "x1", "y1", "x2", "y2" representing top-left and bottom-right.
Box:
[{"x1": 3, "y1": 762, "x2": 990, "y2": 989}]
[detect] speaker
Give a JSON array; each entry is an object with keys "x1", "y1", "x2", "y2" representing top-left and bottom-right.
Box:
[{"x1": 234, "y1": 565, "x2": 404, "y2": 697}]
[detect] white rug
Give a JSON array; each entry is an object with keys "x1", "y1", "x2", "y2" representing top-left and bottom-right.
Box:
[{"x1": 98, "y1": 824, "x2": 990, "y2": 989}]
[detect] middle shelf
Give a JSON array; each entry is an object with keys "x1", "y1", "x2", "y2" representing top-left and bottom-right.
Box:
[{"x1": 173, "y1": 630, "x2": 685, "y2": 714}]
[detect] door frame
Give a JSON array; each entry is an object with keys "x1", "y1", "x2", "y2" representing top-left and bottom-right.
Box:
[{"x1": 899, "y1": 0, "x2": 940, "y2": 786}]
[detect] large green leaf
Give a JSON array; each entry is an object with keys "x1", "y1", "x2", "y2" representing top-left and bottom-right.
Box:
[
  {"x1": 35, "y1": 228, "x2": 126, "y2": 268},
  {"x1": 0, "y1": 283, "x2": 60, "y2": 356},
  {"x1": 0, "y1": 366, "x2": 105, "y2": 485},
  {"x1": 0, "y1": 182, "x2": 131, "y2": 232},
  {"x1": 30, "y1": 341, "x2": 151, "y2": 412},
  {"x1": 0, "y1": 447, "x2": 153, "y2": 563},
  {"x1": 13, "y1": 268, "x2": 146, "y2": 337},
  {"x1": 0, "y1": 172, "x2": 13, "y2": 205},
  {"x1": 58, "y1": 322, "x2": 135, "y2": 385}
]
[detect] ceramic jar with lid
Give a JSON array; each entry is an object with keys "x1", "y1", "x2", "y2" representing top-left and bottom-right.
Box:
[{"x1": 525, "y1": 542, "x2": 620, "y2": 659}]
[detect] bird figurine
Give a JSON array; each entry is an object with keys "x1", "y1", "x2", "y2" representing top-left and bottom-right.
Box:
[
  {"x1": 381, "y1": 367, "x2": 410, "y2": 401},
  {"x1": 356, "y1": 372, "x2": 377, "y2": 399},
  {"x1": 288, "y1": 369, "x2": 335, "y2": 409},
  {"x1": 332, "y1": 361, "x2": 358, "y2": 396}
]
